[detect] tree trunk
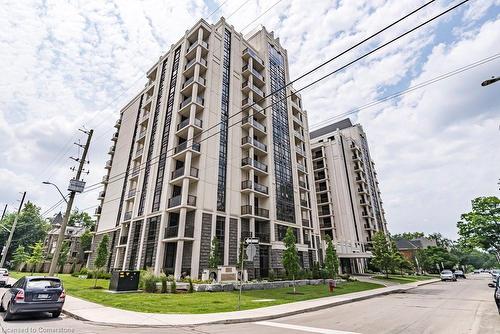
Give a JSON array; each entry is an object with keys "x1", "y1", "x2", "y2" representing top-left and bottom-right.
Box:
[
  {"x1": 93, "y1": 270, "x2": 98, "y2": 288},
  {"x1": 293, "y1": 274, "x2": 296, "y2": 294}
]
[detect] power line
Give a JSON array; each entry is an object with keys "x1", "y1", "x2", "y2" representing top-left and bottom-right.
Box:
[
  {"x1": 309, "y1": 53, "x2": 500, "y2": 130},
  {"x1": 226, "y1": 0, "x2": 253, "y2": 20},
  {"x1": 74, "y1": 0, "x2": 468, "y2": 204},
  {"x1": 205, "y1": 0, "x2": 229, "y2": 20},
  {"x1": 240, "y1": 0, "x2": 285, "y2": 33},
  {"x1": 80, "y1": 0, "x2": 439, "y2": 193}
]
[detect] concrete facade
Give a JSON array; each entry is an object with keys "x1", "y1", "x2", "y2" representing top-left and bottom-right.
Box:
[
  {"x1": 310, "y1": 118, "x2": 388, "y2": 274},
  {"x1": 89, "y1": 18, "x2": 321, "y2": 279}
]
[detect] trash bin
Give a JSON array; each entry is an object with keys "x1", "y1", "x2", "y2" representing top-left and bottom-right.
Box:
[{"x1": 109, "y1": 270, "x2": 140, "y2": 291}]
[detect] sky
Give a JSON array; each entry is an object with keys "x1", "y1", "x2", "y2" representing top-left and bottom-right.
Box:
[{"x1": 0, "y1": 0, "x2": 499, "y2": 239}]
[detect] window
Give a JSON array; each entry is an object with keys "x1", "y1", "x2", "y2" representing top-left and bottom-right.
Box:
[
  {"x1": 143, "y1": 216, "x2": 159, "y2": 269},
  {"x1": 27, "y1": 279, "x2": 61, "y2": 289},
  {"x1": 215, "y1": 216, "x2": 225, "y2": 265},
  {"x1": 216, "y1": 29, "x2": 231, "y2": 211}
]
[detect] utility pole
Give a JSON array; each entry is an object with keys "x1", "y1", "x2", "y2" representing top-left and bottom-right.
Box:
[
  {"x1": 0, "y1": 192, "x2": 26, "y2": 267},
  {"x1": 48, "y1": 129, "x2": 93, "y2": 276}
]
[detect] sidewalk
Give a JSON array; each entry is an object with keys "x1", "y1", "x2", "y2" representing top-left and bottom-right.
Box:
[{"x1": 62, "y1": 279, "x2": 440, "y2": 327}]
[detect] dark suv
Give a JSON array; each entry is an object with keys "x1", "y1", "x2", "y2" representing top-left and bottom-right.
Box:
[{"x1": 0, "y1": 276, "x2": 65, "y2": 320}]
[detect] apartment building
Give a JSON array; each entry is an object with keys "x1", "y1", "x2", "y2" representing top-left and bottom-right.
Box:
[
  {"x1": 89, "y1": 18, "x2": 321, "y2": 280},
  {"x1": 310, "y1": 118, "x2": 387, "y2": 274}
]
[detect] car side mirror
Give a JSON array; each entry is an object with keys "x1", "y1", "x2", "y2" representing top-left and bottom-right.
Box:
[{"x1": 488, "y1": 283, "x2": 495, "y2": 288}]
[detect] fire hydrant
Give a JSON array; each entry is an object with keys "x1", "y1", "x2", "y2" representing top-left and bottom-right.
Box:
[{"x1": 328, "y1": 280, "x2": 336, "y2": 293}]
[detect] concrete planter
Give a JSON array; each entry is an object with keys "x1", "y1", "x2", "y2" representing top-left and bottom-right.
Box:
[{"x1": 193, "y1": 278, "x2": 343, "y2": 292}]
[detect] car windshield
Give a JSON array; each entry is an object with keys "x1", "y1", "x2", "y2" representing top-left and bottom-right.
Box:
[
  {"x1": 442, "y1": 270, "x2": 452, "y2": 274},
  {"x1": 492, "y1": 270, "x2": 500, "y2": 274},
  {"x1": 0, "y1": 269, "x2": 7, "y2": 274},
  {"x1": 26, "y1": 279, "x2": 61, "y2": 289}
]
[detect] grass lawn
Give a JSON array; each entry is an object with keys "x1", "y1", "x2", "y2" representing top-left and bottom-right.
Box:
[
  {"x1": 372, "y1": 274, "x2": 435, "y2": 284},
  {"x1": 10, "y1": 272, "x2": 382, "y2": 314}
]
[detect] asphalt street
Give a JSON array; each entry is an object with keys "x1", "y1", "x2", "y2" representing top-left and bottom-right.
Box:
[{"x1": 0, "y1": 273, "x2": 497, "y2": 334}]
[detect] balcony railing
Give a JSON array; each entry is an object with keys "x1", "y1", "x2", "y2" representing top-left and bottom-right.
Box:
[
  {"x1": 242, "y1": 81, "x2": 264, "y2": 96},
  {"x1": 187, "y1": 40, "x2": 209, "y2": 53},
  {"x1": 183, "y1": 76, "x2": 205, "y2": 89},
  {"x1": 180, "y1": 96, "x2": 204, "y2": 109},
  {"x1": 174, "y1": 141, "x2": 201, "y2": 154},
  {"x1": 241, "y1": 157, "x2": 268, "y2": 172},
  {"x1": 184, "y1": 57, "x2": 207, "y2": 70},
  {"x1": 302, "y1": 219, "x2": 310, "y2": 227},
  {"x1": 127, "y1": 189, "x2": 136, "y2": 198},
  {"x1": 101, "y1": 175, "x2": 109, "y2": 183},
  {"x1": 294, "y1": 131, "x2": 304, "y2": 141},
  {"x1": 299, "y1": 180, "x2": 307, "y2": 189},
  {"x1": 95, "y1": 206, "x2": 102, "y2": 215},
  {"x1": 137, "y1": 130, "x2": 147, "y2": 140},
  {"x1": 135, "y1": 148, "x2": 144, "y2": 157},
  {"x1": 296, "y1": 147, "x2": 305, "y2": 156},
  {"x1": 241, "y1": 205, "x2": 269, "y2": 218},
  {"x1": 130, "y1": 166, "x2": 140, "y2": 177},
  {"x1": 242, "y1": 116, "x2": 266, "y2": 133},
  {"x1": 171, "y1": 166, "x2": 199, "y2": 179},
  {"x1": 105, "y1": 160, "x2": 112, "y2": 168},
  {"x1": 168, "y1": 195, "x2": 197, "y2": 208},
  {"x1": 241, "y1": 136, "x2": 267, "y2": 151},
  {"x1": 112, "y1": 132, "x2": 119, "y2": 141},
  {"x1": 98, "y1": 191, "x2": 105, "y2": 199},
  {"x1": 124, "y1": 211, "x2": 132, "y2": 221},
  {"x1": 242, "y1": 64, "x2": 265, "y2": 82},
  {"x1": 241, "y1": 180, "x2": 268, "y2": 194},
  {"x1": 177, "y1": 117, "x2": 202, "y2": 131},
  {"x1": 297, "y1": 163, "x2": 307, "y2": 173},
  {"x1": 300, "y1": 199, "x2": 308, "y2": 207},
  {"x1": 165, "y1": 225, "x2": 178, "y2": 238},
  {"x1": 243, "y1": 47, "x2": 264, "y2": 65}
]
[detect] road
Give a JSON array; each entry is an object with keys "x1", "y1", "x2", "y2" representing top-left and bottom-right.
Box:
[{"x1": 0, "y1": 273, "x2": 497, "y2": 334}]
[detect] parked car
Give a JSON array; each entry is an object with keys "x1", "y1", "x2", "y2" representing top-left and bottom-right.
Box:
[
  {"x1": 440, "y1": 270, "x2": 456, "y2": 281},
  {"x1": 0, "y1": 276, "x2": 65, "y2": 321},
  {"x1": 491, "y1": 269, "x2": 500, "y2": 280},
  {"x1": 454, "y1": 270, "x2": 466, "y2": 279},
  {"x1": 473, "y1": 269, "x2": 481, "y2": 274},
  {"x1": 0, "y1": 269, "x2": 9, "y2": 287}
]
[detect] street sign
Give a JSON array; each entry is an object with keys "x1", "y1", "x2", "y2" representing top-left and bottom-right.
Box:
[
  {"x1": 68, "y1": 179, "x2": 86, "y2": 193},
  {"x1": 245, "y1": 237, "x2": 259, "y2": 244},
  {"x1": 245, "y1": 243, "x2": 257, "y2": 261}
]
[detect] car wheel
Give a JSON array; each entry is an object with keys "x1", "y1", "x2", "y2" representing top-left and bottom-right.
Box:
[
  {"x1": 3, "y1": 303, "x2": 13, "y2": 321},
  {"x1": 0, "y1": 297, "x2": 4, "y2": 312},
  {"x1": 51, "y1": 311, "x2": 61, "y2": 318}
]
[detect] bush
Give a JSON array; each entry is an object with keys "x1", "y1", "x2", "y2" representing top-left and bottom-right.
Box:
[
  {"x1": 170, "y1": 280, "x2": 177, "y2": 294},
  {"x1": 79, "y1": 267, "x2": 89, "y2": 275},
  {"x1": 312, "y1": 262, "x2": 321, "y2": 279},
  {"x1": 188, "y1": 278, "x2": 194, "y2": 293},
  {"x1": 142, "y1": 271, "x2": 159, "y2": 293},
  {"x1": 86, "y1": 271, "x2": 111, "y2": 279},
  {"x1": 159, "y1": 273, "x2": 168, "y2": 293},
  {"x1": 70, "y1": 263, "x2": 76, "y2": 274},
  {"x1": 268, "y1": 269, "x2": 276, "y2": 282}
]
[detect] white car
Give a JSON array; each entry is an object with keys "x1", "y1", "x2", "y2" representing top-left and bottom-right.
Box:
[
  {"x1": 440, "y1": 270, "x2": 456, "y2": 281},
  {"x1": 0, "y1": 269, "x2": 9, "y2": 287}
]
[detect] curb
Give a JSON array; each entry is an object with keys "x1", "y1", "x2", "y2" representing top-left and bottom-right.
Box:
[{"x1": 62, "y1": 279, "x2": 440, "y2": 328}]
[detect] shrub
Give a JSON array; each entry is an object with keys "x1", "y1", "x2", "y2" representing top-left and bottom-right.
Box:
[
  {"x1": 312, "y1": 262, "x2": 321, "y2": 279},
  {"x1": 170, "y1": 280, "x2": 177, "y2": 294},
  {"x1": 188, "y1": 278, "x2": 194, "y2": 293},
  {"x1": 268, "y1": 269, "x2": 276, "y2": 282},
  {"x1": 142, "y1": 271, "x2": 159, "y2": 293},
  {"x1": 86, "y1": 271, "x2": 111, "y2": 279},
  {"x1": 159, "y1": 273, "x2": 168, "y2": 293},
  {"x1": 166, "y1": 275, "x2": 175, "y2": 282},
  {"x1": 79, "y1": 267, "x2": 89, "y2": 275},
  {"x1": 70, "y1": 262, "x2": 77, "y2": 274}
]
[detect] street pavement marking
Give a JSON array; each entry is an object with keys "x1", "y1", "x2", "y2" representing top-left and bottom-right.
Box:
[{"x1": 255, "y1": 321, "x2": 361, "y2": 334}]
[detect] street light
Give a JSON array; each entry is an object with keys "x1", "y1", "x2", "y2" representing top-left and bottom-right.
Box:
[
  {"x1": 481, "y1": 76, "x2": 499, "y2": 87},
  {"x1": 42, "y1": 181, "x2": 69, "y2": 204}
]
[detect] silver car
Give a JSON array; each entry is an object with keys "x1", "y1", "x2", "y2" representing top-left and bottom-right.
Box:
[{"x1": 440, "y1": 270, "x2": 456, "y2": 281}]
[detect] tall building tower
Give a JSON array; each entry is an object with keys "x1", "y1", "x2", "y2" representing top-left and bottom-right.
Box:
[
  {"x1": 90, "y1": 18, "x2": 321, "y2": 279},
  {"x1": 310, "y1": 118, "x2": 387, "y2": 274}
]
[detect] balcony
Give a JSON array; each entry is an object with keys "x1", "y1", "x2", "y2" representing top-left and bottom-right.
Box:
[
  {"x1": 173, "y1": 141, "x2": 201, "y2": 158},
  {"x1": 101, "y1": 175, "x2": 109, "y2": 184},
  {"x1": 297, "y1": 163, "x2": 307, "y2": 174},
  {"x1": 296, "y1": 146, "x2": 306, "y2": 157},
  {"x1": 168, "y1": 194, "x2": 197, "y2": 209},
  {"x1": 242, "y1": 81, "x2": 264, "y2": 97},
  {"x1": 127, "y1": 189, "x2": 136, "y2": 199},
  {"x1": 241, "y1": 157, "x2": 268, "y2": 174},
  {"x1": 241, "y1": 205, "x2": 269, "y2": 218},
  {"x1": 242, "y1": 116, "x2": 266, "y2": 135},
  {"x1": 164, "y1": 225, "x2": 179, "y2": 238},
  {"x1": 95, "y1": 206, "x2": 102, "y2": 215},
  {"x1": 300, "y1": 199, "x2": 309, "y2": 208},
  {"x1": 105, "y1": 160, "x2": 112, "y2": 169},
  {"x1": 242, "y1": 64, "x2": 265, "y2": 86},
  {"x1": 136, "y1": 129, "x2": 147, "y2": 142},
  {"x1": 186, "y1": 40, "x2": 209, "y2": 57},
  {"x1": 111, "y1": 132, "x2": 119, "y2": 141},
  {"x1": 302, "y1": 219, "x2": 310, "y2": 227},
  {"x1": 184, "y1": 57, "x2": 208, "y2": 75},
  {"x1": 134, "y1": 147, "x2": 144, "y2": 159},
  {"x1": 140, "y1": 111, "x2": 150, "y2": 125},
  {"x1": 293, "y1": 114, "x2": 303, "y2": 126},
  {"x1": 170, "y1": 166, "x2": 199, "y2": 185},
  {"x1": 317, "y1": 196, "x2": 329, "y2": 204},
  {"x1": 291, "y1": 99, "x2": 301, "y2": 111},
  {"x1": 355, "y1": 175, "x2": 366, "y2": 183},
  {"x1": 98, "y1": 191, "x2": 105, "y2": 200},
  {"x1": 241, "y1": 136, "x2": 267, "y2": 154},
  {"x1": 119, "y1": 236, "x2": 128, "y2": 245},
  {"x1": 294, "y1": 130, "x2": 304, "y2": 141},
  {"x1": 255, "y1": 232, "x2": 270, "y2": 243},
  {"x1": 241, "y1": 180, "x2": 269, "y2": 196},
  {"x1": 179, "y1": 96, "x2": 204, "y2": 116},
  {"x1": 129, "y1": 166, "x2": 140, "y2": 179},
  {"x1": 108, "y1": 145, "x2": 115, "y2": 155},
  {"x1": 242, "y1": 48, "x2": 265, "y2": 69},
  {"x1": 176, "y1": 117, "x2": 203, "y2": 136},
  {"x1": 298, "y1": 180, "x2": 308, "y2": 189},
  {"x1": 124, "y1": 211, "x2": 132, "y2": 221},
  {"x1": 350, "y1": 143, "x2": 361, "y2": 152},
  {"x1": 181, "y1": 76, "x2": 206, "y2": 95},
  {"x1": 114, "y1": 119, "x2": 121, "y2": 129}
]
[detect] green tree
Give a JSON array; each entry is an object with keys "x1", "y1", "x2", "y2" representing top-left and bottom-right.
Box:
[
  {"x1": 79, "y1": 229, "x2": 93, "y2": 263},
  {"x1": 12, "y1": 245, "x2": 29, "y2": 271},
  {"x1": 324, "y1": 234, "x2": 339, "y2": 279},
  {"x1": 371, "y1": 232, "x2": 395, "y2": 278},
  {"x1": 457, "y1": 196, "x2": 500, "y2": 261},
  {"x1": 69, "y1": 210, "x2": 95, "y2": 229},
  {"x1": 57, "y1": 241, "x2": 70, "y2": 273},
  {"x1": 93, "y1": 234, "x2": 109, "y2": 288},
  {"x1": 208, "y1": 237, "x2": 220, "y2": 269},
  {"x1": 27, "y1": 242, "x2": 45, "y2": 274},
  {"x1": 282, "y1": 227, "x2": 300, "y2": 294},
  {"x1": 427, "y1": 233, "x2": 453, "y2": 248},
  {"x1": 392, "y1": 232, "x2": 425, "y2": 240},
  {"x1": 417, "y1": 246, "x2": 458, "y2": 273},
  {"x1": 393, "y1": 246, "x2": 413, "y2": 275},
  {"x1": 0, "y1": 202, "x2": 50, "y2": 264}
]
